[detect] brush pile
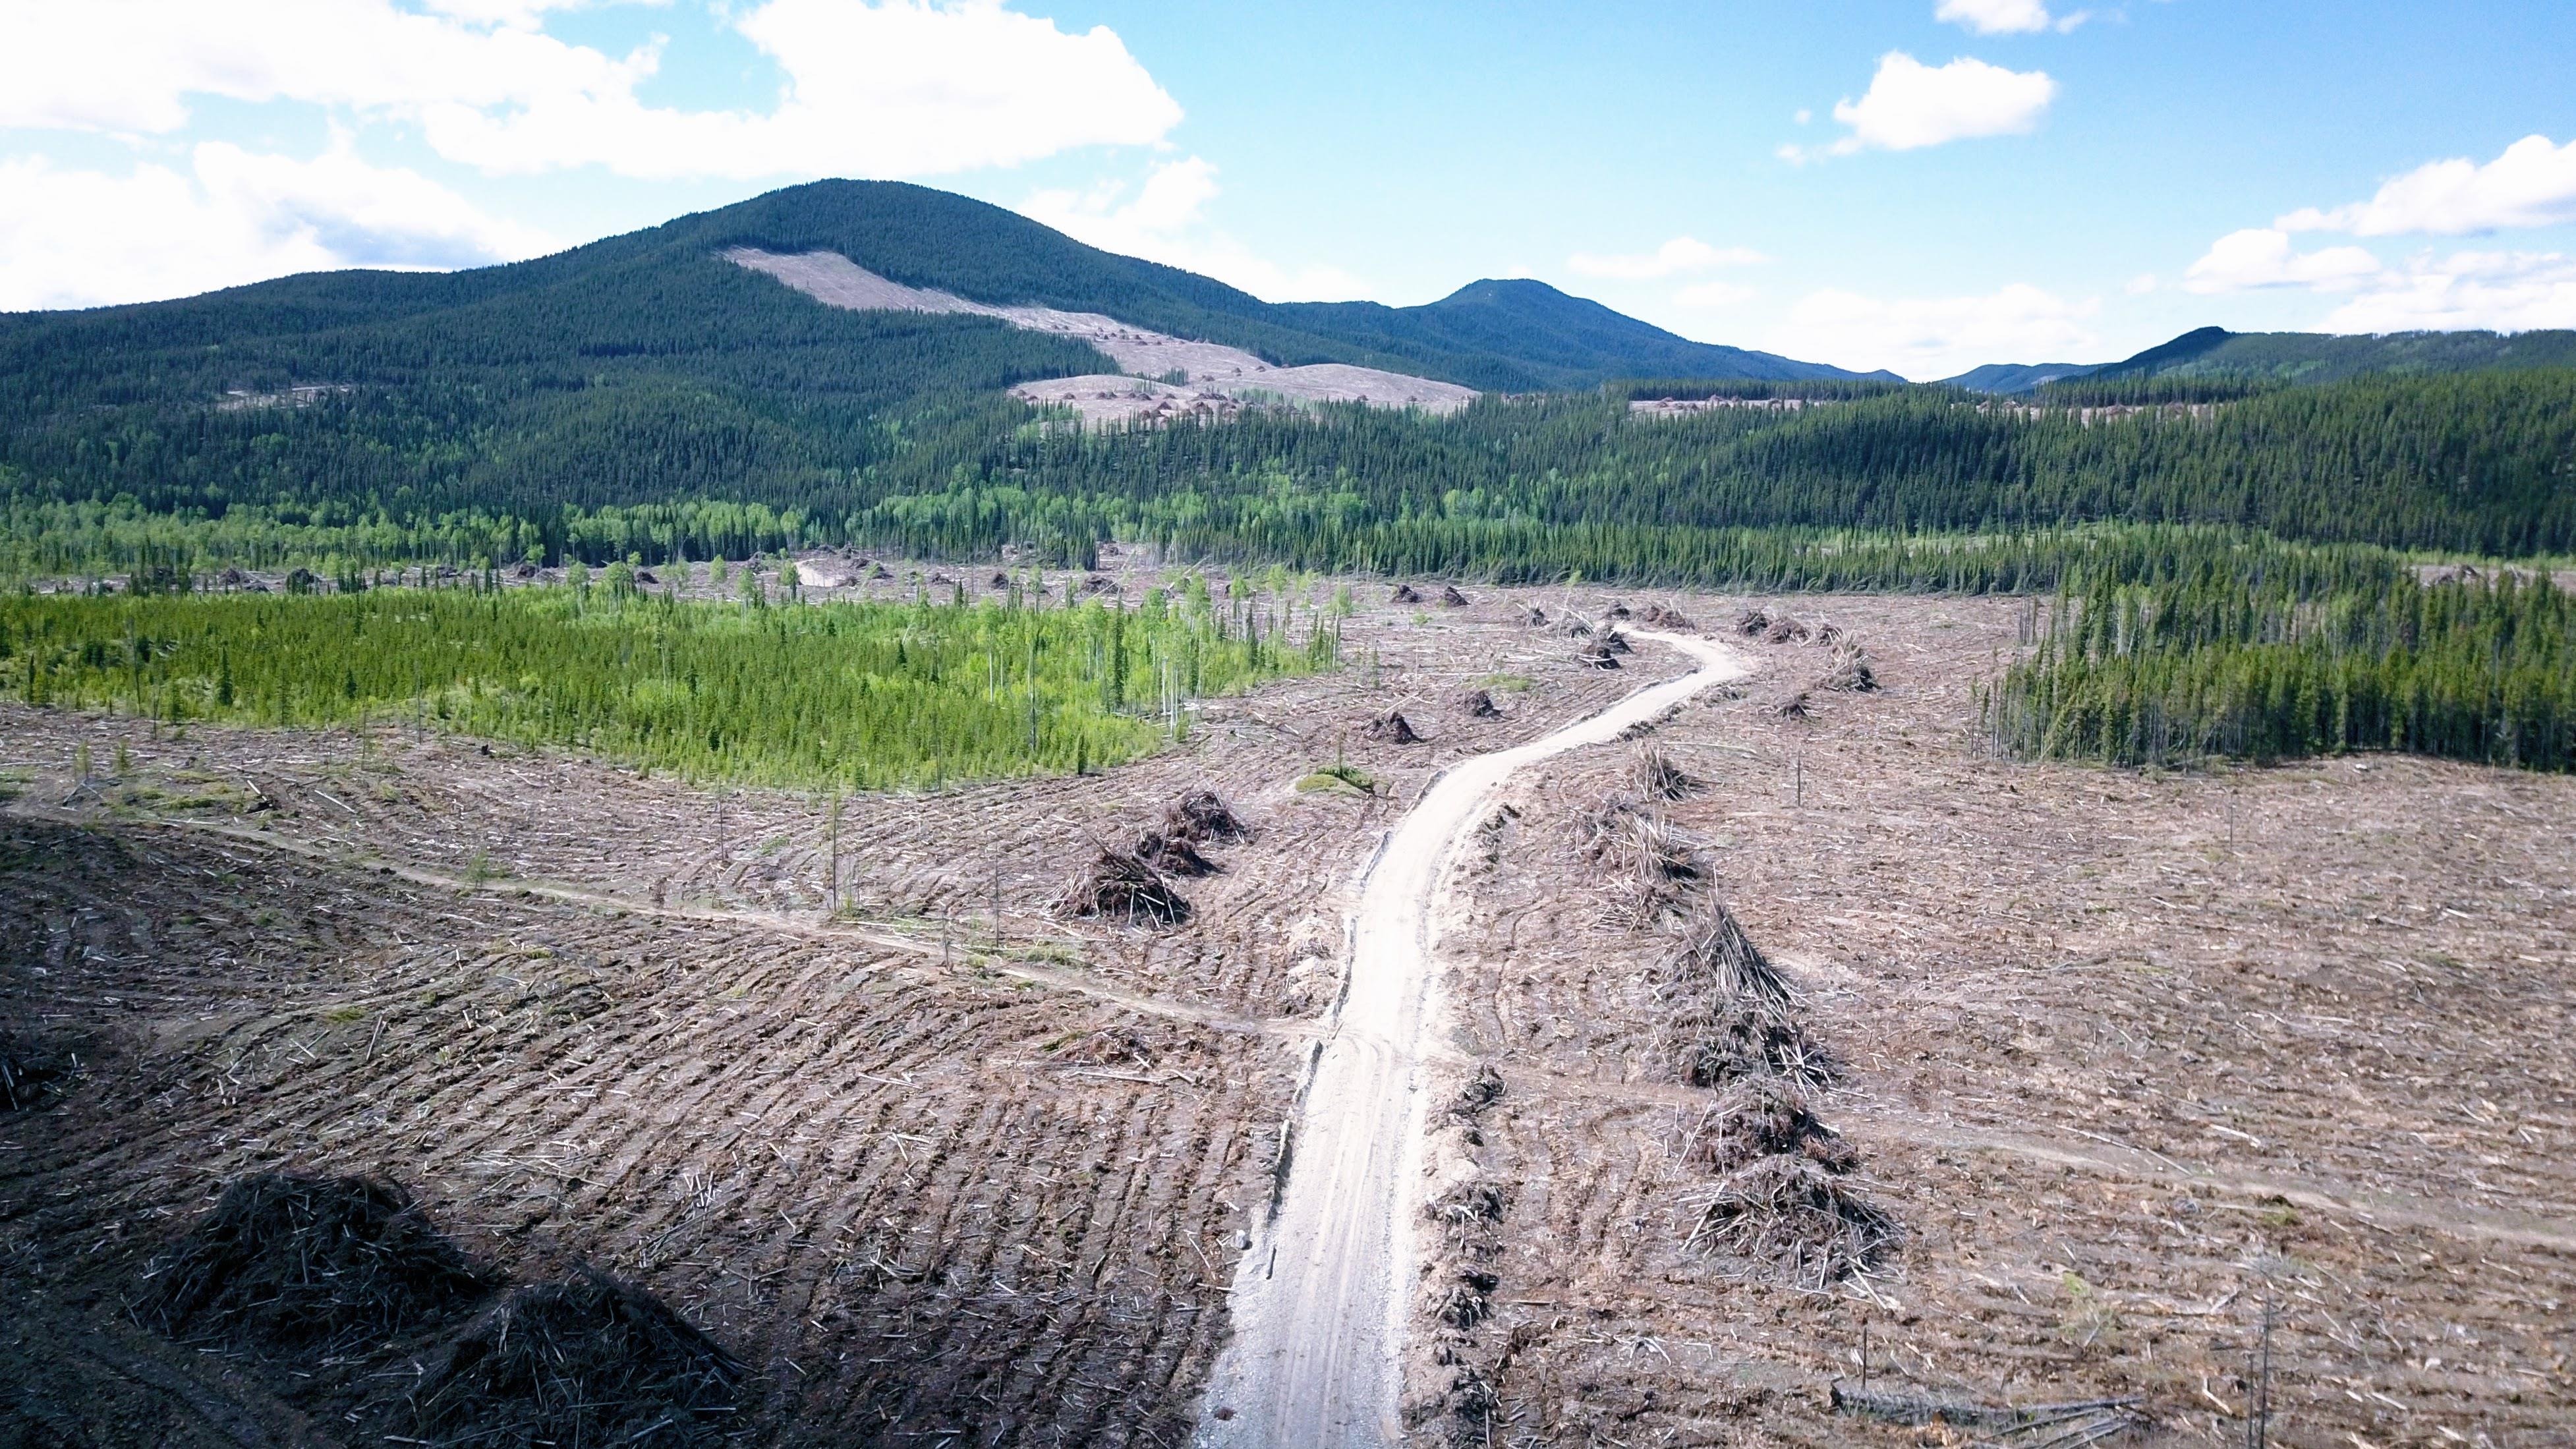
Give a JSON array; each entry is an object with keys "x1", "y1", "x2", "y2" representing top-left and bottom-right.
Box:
[
  {"x1": 144, "y1": 1173, "x2": 494, "y2": 1351},
  {"x1": 1390, "y1": 583, "x2": 1424, "y2": 604},
  {"x1": 1684, "y1": 1078, "x2": 1854, "y2": 1174},
  {"x1": 1600, "y1": 628, "x2": 1634, "y2": 654},
  {"x1": 1576, "y1": 640, "x2": 1622, "y2": 669},
  {"x1": 1638, "y1": 603, "x2": 1696, "y2": 631},
  {"x1": 1579, "y1": 795, "x2": 1705, "y2": 926},
  {"x1": 990, "y1": 572, "x2": 1011, "y2": 589},
  {"x1": 1162, "y1": 789, "x2": 1250, "y2": 844},
  {"x1": 409, "y1": 1268, "x2": 742, "y2": 1449},
  {"x1": 0, "y1": 1031, "x2": 70, "y2": 1110},
  {"x1": 1736, "y1": 608, "x2": 1772, "y2": 637},
  {"x1": 1814, "y1": 644, "x2": 1879, "y2": 693},
  {"x1": 1440, "y1": 585, "x2": 1472, "y2": 607},
  {"x1": 1655, "y1": 899, "x2": 1831, "y2": 1085},
  {"x1": 1457, "y1": 688, "x2": 1501, "y2": 718},
  {"x1": 1056, "y1": 847, "x2": 1193, "y2": 926},
  {"x1": 1765, "y1": 690, "x2": 1814, "y2": 719},
  {"x1": 1630, "y1": 744, "x2": 1700, "y2": 801},
  {"x1": 1367, "y1": 709, "x2": 1424, "y2": 744},
  {"x1": 1133, "y1": 829, "x2": 1218, "y2": 877},
  {"x1": 1764, "y1": 616, "x2": 1812, "y2": 644},
  {"x1": 1680, "y1": 1154, "x2": 1898, "y2": 1287},
  {"x1": 1550, "y1": 614, "x2": 1594, "y2": 639},
  {"x1": 1520, "y1": 606, "x2": 1549, "y2": 627}
]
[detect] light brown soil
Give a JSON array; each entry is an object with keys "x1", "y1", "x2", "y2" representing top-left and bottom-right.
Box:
[
  {"x1": 6, "y1": 581, "x2": 2569, "y2": 1448},
  {"x1": 1417, "y1": 594, "x2": 2576, "y2": 1448},
  {"x1": 0, "y1": 582, "x2": 1636, "y2": 1444}
]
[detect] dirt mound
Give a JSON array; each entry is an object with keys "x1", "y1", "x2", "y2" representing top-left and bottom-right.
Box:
[
  {"x1": 1390, "y1": 584, "x2": 1423, "y2": 604},
  {"x1": 1367, "y1": 710, "x2": 1423, "y2": 744},
  {"x1": 1, "y1": 1031, "x2": 72, "y2": 1110},
  {"x1": 1161, "y1": 789, "x2": 1249, "y2": 844},
  {"x1": 1681, "y1": 1155, "x2": 1897, "y2": 1285},
  {"x1": 143, "y1": 1173, "x2": 493, "y2": 1352},
  {"x1": 1684, "y1": 1079, "x2": 1855, "y2": 1174},
  {"x1": 1814, "y1": 645, "x2": 1879, "y2": 693},
  {"x1": 1135, "y1": 829, "x2": 1219, "y2": 877},
  {"x1": 1456, "y1": 689, "x2": 1501, "y2": 719},
  {"x1": 1630, "y1": 745, "x2": 1699, "y2": 801},
  {"x1": 1439, "y1": 585, "x2": 1470, "y2": 607},
  {"x1": 1056, "y1": 847, "x2": 1192, "y2": 927},
  {"x1": 411, "y1": 1269, "x2": 741, "y2": 1449}
]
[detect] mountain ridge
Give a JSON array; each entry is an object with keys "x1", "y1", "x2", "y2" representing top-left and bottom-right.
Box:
[{"x1": 1946, "y1": 324, "x2": 2576, "y2": 393}]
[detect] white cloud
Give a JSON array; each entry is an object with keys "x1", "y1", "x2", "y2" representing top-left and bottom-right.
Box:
[
  {"x1": 1827, "y1": 53, "x2": 2057, "y2": 155},
  {"x1": 0, "y1": 0, "x2": 1180, "y2": 181},
  {"x1": 1019, "y1": 157, "x2": 1372, "y2": 302},
  {"x1": 1769, "y1": 283, "x2": 2098, "y2": 379},
  {"x1": 1566, "y1": 237, "x2": 1766, "y2": 281},
  {"x1": 0, "y1": 142, "x2": 556, "y2": 310},
  {"x1": 1936, "y1": 0, "x2": 2049, "y2": 34},
  {"x1": 2183, "y1": 228, "x2": 2384, "y2": 294},
  {"x1": 2123, "y1": 272, "x2": 2159, "y2": 295},
  {"x1": 2319, "y1": 250, "x2": 2576, "y2": 333},
  {"x1": 2277, "y1": 134, "x2": 2576, "y2": 238},
  {"x1": 1675, "y1": 280, "x2": 1758, "y2": 308}
]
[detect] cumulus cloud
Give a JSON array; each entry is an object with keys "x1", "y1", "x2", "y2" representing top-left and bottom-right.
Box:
[
  {"x1": 1825, "y1": 53, "x2": 2057, "y2": 156},
  {"x1": 0, "y1": 142, "x2": 557, "y2": 310},
  {"x1": 1769, "y1": 283, "x2": 2098, "y2": 379},
  {"x1": 2320, "y1": 250, "x2": 2576, "y2": 333},
  {"x1": 1566, "y1": 237, "x2": 1766, "y2": 281},
  {"x1": 2277, "y1": 134, "x2": 2576, "y2": 237},
  {"x1": 1019, "y1": 157, "x2": 1371, "y2": 302},
  {"x1": 2183, "y1": 229, "x2": 2385, "y2": 294},
  {"x1": 0, "y1": 0, "x2": 1181, "y2": 181}
]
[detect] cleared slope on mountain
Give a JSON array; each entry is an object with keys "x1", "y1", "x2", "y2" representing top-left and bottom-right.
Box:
[{"x1": 727, "y1": 247, "x2": 1476, "y2": 419}]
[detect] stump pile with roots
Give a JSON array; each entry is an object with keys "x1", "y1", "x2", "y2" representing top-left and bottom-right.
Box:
[{"x1": 409, "y1": 1268, "x2": 743, "y2": 1449}]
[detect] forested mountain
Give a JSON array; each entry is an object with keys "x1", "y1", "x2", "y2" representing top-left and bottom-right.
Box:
[
  {"x1": 1274, "y1": 279, "x2": 1890, "y2": 390},
  {"x1": 1952, "y1": 324, "x2": 2576, "y2": 393}
]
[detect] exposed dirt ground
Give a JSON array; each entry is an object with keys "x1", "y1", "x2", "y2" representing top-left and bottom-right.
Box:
[
  {"x1": 1418, "y1": 594, "x2": 2575, "y2": 1449},
  {"x1": 0, "y1": 575, "x2": 1636, "y2": 1445},
  {"x1": 4, "y1": 578, "x2": 2569, "y2": 1448}
]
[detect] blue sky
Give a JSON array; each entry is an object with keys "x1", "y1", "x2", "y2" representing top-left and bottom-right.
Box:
[{"x1": 3, "y1": 0, "x2": 2573, "y2": 377}]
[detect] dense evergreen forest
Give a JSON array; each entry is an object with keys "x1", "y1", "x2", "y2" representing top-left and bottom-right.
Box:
[
  {"x1": 1, "y1": 577, "x2": 1336, "y2": 788},
  {"x1": 1979, "y1": 569, "x2": 2572, "y2": 774},
  {"x1": 9, "y1": 370, "x2": 2574, "y2": 582}
]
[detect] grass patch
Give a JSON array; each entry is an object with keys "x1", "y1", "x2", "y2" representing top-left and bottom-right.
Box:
[
  {"x1": 1295, "y1": 762, "x2": 1377, "y2": 795},
  {"x1": 1476, "y1": 673, "x2": 1535, "y2": 693}
]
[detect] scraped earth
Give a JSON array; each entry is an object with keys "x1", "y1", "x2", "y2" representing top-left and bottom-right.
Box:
[
  {"x1": 3, "y1": 578, "x2": 2570, "y2": 1448},
  {"x1": 728, "y1": 248, "x2": 1479, "y2": 421}
]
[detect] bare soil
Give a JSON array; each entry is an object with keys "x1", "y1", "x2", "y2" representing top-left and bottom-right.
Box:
[
  {"x1": 5, "y1": 579, "x2": 2569, "y2": 1448},
  {"x1": 0, "y1": 579, "x2": 1635, "y2": 1445},
  {"x1": 1416, "y1": 593, "x2": 2575, "y2": 1448}
]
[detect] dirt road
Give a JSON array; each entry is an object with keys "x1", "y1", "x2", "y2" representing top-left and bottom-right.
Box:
[{"x1": 1195, "y1": 631, "x2": 1747, "y2": 1446}]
